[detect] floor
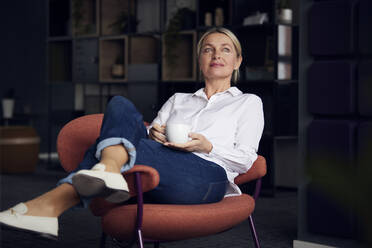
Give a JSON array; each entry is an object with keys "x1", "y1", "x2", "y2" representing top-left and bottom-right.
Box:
[{"x1": 0, "y1": 162, "x2": 297, "y2": 248}]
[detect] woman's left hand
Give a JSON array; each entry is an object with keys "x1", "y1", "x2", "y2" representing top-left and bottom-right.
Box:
[{"x1": 164, "y1": 133, "x2": 213, "y2": 154}]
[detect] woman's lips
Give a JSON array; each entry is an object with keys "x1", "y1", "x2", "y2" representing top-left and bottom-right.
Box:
[{"x1": 210, "y1": 63, "x2": 224, "y2": 67}]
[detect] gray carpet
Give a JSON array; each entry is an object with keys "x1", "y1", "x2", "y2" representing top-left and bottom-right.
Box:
[{"x1": 0, "y1": 163, "x2": 296, "y2": 248}]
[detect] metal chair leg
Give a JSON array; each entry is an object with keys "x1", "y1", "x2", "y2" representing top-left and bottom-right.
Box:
[
  {"x1": 135, "y1": 172, "x2": 145, "y2": 248},
  {"x1": 100, "y1": 232, "x2": 107, "y2": 248},
  {"x1": 248, "y1": 215, "x2": 261, "y2": 248},
  {"x1": 137, "y1": 229, "x2": 144, "y2": 248}
]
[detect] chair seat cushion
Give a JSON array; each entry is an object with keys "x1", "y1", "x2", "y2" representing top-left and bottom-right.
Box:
[{"x1": 101, "y1": 193, "x2": 255, "y2": 241}]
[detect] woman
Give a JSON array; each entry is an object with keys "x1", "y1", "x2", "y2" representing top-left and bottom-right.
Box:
[{"x1": 0, "y1": 27, "x2": 264, "y2": 239}]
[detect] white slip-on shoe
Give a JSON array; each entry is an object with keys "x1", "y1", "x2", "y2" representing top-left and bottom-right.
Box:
[
  {"x1": 72, "y1": 163, "x2": 130, "y2": 203},
  {"x1": 0, "y1": 203, "x2": 58, "y2": 240}
]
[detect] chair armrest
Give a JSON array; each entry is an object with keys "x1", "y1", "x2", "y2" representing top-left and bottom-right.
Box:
[
  {"x1": 89, "y1": 165, "x2": 159, "y2": 216},
  {"x1": 123, "y1": 165, "x2": 160, "y2": 197},
  {"x1": 234, "y1": 155, "x2": 267, "y2": 185}
]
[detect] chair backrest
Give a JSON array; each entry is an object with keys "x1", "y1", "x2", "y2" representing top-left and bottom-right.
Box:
[{"x1": 57, "y1": 114, "x2": 104, "y2": 172}]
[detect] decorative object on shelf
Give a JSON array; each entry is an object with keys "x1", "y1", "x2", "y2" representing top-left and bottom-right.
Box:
[
  {"x1": 169, "y1": 0, "x2": 195, "y2": 28},
  {"x1": 277, "y1": 0, "x2": 292, "y2": 24},
  {"x1": 109, "y1": 11, "x2": 139, "y2": 34},
  {"x1": 72, "y1": 0, "x2": 96, "y2": 36},
  {"x1": 2, "y1": 89, "x2": 15, "y2": 122},
  {"x1": 164, "y1": 7, "x2": 195, "y2": 78},
  {"x1": 277, "y1": 61, "x2": 291, "y2": 80},
  {"x1": 204, "y1": 12, "x2": 212, "y2": 26},
  {"x1": 214, "y1": 7, "x2": 224, "y2": 26},
  {"x1": 278, "y1": 25, "x2": 292, "y2": 56},
  {"x1": 111, "y1": 56, "x2": 125, "y2": 78},
  {"x1": 243, "y1": 12, "x2": 269, "y2": 26},
  {"x1": 277, "y1": 24, "x2": 292, "y2": 80}
]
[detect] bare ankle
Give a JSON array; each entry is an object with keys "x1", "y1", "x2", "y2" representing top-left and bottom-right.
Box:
[{"x1": 99, "y1": 160, "x2": 121, "y2": 173}]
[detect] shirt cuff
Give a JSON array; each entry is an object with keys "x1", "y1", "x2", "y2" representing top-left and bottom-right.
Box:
[{"x1": 95, "y1": 137, "x2": 136, "y2": 173}]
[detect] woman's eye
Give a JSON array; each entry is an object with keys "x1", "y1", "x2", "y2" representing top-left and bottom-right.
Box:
[
  {"x1": 223, "y1": 47, "x2": 230, "y2": 52},
  {"x1": 203, "y1": 48, "x2": 212, "y2": 53}
]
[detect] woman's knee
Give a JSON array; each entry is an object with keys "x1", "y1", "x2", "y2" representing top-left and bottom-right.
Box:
[
  {"x1": 108, "y1": 96, "x2": 132, "y2": 108},
  {"x1": 106, "y1": 96, "x2": 137, "y2": 115}
]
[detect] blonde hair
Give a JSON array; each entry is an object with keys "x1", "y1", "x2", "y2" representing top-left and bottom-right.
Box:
[{"x1": 197, "y1": 27, "x2": 242, "y2": 83}]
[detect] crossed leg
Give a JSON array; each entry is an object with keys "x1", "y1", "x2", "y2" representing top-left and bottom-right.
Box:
[{"x1": 13, "y1": 144, "x2": 128, "y2": 218}]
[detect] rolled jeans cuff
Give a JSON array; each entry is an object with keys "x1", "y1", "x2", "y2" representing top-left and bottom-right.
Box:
[{"x1": 95, "y1": 137, "x2": 137, "y2": 173}]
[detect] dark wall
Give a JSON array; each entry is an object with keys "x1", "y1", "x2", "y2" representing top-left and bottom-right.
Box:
[
  {"x1": 1, "y1": 0, "x2": 48, "y2": 151},
  {"x1": 299, "y1": 0, "x2": 372, "y2": 246}
]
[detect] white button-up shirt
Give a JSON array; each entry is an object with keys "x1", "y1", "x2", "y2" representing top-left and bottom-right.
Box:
[{"x1": 150, "y1": 86, "x2": 264, "y2": 197}]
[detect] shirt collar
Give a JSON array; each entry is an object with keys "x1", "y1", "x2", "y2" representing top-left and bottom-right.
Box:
[{"x1": 193, "y1": 86, "x2": 242, "y2": 98}]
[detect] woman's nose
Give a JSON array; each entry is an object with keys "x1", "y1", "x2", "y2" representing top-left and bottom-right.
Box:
[{"x1": 213, "y1": 51, "x2": 221, "y2": 59}]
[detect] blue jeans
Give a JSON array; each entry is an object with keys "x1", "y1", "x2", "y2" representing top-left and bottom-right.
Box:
[{"x1": 58, "y1": 96, "x2": 228, "y2": 208}]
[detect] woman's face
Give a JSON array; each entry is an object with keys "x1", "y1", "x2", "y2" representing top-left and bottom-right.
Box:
[{"x1": 199, "y1": 32, "x2": 242, "y2": 82}]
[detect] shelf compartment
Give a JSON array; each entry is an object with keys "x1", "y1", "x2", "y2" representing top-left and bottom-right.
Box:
[
  {"x1": 237, "y1": 25, "x2": 275, "y2": 82},
  {"x1": 49, "y1": 0, "x2": 71, "y2": 37},
  {"x1": 128, "y1": 35, "x2": 159, "y2": 81},
  {"x1": 48, "y1": 41, "x2": 73, "y2": 82},
  {"x1": 72, "y1": 0, "x2": 99, "y2": 37},
  {"x1": 162, "y1": 31, "x2": 197, "y2": 81},
  {"x1": 100, "y1": 0, "x2": 136, "y2": 36},
  {"x1": 129, "y1": 35, "x2": 159, "y2": 64},
  {"x1": 99, "y1": 36, "x2": 128, "y2": 82}
]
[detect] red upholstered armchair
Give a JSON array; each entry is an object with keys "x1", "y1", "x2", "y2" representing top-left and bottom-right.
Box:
[{"x1": 57, "y1": 114, "x2": 267, "y2": 248}]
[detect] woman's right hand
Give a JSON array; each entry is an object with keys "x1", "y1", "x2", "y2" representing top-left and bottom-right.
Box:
[{"x1": 149, "y1": 123, "x2": 167, "y2": 144}]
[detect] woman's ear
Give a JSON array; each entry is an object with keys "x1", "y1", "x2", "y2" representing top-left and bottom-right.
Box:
[{"x1": 234, "y1": 55, "x2": 243, "y2": 70}]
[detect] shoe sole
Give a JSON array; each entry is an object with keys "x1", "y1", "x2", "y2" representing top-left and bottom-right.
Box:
[
  {"x1": 72, "y1": 174, "x2": 130, "y2": 203},
  {"x1": 0, "y1": 222, "x2": 58, "y2": 241}
]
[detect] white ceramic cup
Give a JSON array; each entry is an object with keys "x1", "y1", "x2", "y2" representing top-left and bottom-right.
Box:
[{"x1": 166, "y1": 123, "x2": 191, "y2": 144}]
